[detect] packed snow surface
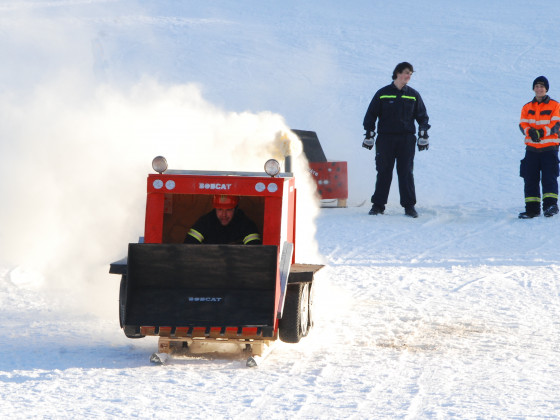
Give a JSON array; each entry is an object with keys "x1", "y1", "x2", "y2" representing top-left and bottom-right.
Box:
[{"x1": 1, "y1": 0, "x2": 560, "y2": 419}]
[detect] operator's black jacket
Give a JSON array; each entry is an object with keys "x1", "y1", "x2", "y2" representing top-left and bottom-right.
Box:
[
  {"x1": 363, "y1": 83, "x2": 430, "y2": 134},
  {"x1": 184, "y1": 208, "x2": 262, "y2": 245}
]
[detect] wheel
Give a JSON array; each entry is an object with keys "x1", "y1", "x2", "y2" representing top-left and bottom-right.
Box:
[
  {"x1": 119, "y1": 275, "x2": 126, "y2": 328},
  {"x1": 119, "y1": 275, "x2": 144, "y2": 339},
  {"x1": 279, "y1": 282, "x2": 310, "y2": 343},
  {"x1": 307, "y1": 282, "x2": 315, "y2": 330},
  {"x1": 123, "y1": 325, "x2": 145, "y2": 339}
]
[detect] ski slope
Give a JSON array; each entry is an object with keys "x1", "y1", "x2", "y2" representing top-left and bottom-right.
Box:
[{"x1": 1, "y1": 1, "x2": 560, "y2": 418}]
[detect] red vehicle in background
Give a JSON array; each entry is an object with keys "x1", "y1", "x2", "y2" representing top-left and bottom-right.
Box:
[{"x1": 110, "y1": 156, "x2": 322, "y2": 366}]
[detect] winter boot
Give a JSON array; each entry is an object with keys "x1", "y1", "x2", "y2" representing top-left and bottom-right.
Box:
[
  {"x1": 543, "y1": 204, "x2": 559, "y2": 218},
  {"x1": 404, "y1": 206, "x2": 418, "y2": 218},
  {"x1": 368, "y1": 204, "x2": 385, "y2": 215},
  {"x1": 519, "y1": 202, "x2": 540, "y2": 219},
  {"x1": 518, "y1": 211, "x2": 540, "y2": 219}
]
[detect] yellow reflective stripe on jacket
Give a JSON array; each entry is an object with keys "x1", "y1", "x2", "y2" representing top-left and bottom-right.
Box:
[
  {"x1": 379, "y1": 94, "x2": 415, "y2": 100},
  {"x1": 243, "y1": 233, "x2": 261, "y2": 244},
  {"x1": 187, "y1": 228, "x2": 204, "y2": 243},
  {"x1": 525, "y1": 196, "x2": 541, "y2": 203},
  {"x1": 526, "y1": 138, "x2": 560, "y2": 146},
  {"x1": 520, "y1": 118, "x2": 557, "y2": 125}
]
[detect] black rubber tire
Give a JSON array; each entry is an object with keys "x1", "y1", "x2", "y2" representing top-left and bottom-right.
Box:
[
  {"x1": 119, "y1": 275, "x2": 144, "y2": 339},
  {"x1": 307, "y1": 282, "x2": 315, "y2": 330},
  {"x1": 279, "y1": 282, "x2": 310, "y2": 343},
  {"x1": 119, "y1": 275, "x2": 126, "y2": 328},
  {"x1": 123, "y1": 326, "x2": 144, "y2": 339}
]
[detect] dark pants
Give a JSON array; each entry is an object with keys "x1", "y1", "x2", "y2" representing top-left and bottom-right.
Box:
[
  {"x1": 372, "y1": 133, "x2": 416, "y2": 208},
  {"x1": 520, "y1": 148, "x2": 560, "y2": 211}
]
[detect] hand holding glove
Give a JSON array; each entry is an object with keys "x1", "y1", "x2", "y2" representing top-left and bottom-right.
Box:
[
  {"x1": 362, "y1": 131, "x2": 375, "y2": 150},
  {"x1": 417, "y1": 129, "x2": 429, "y2": 151},
  {"x1": 528, "y1": 128, "x2": 545, "y2": 142}
]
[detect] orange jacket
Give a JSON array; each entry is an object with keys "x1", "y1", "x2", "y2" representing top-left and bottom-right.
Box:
[{"x1": 519, "y1": 96, "x2": 560, "y2": 148}]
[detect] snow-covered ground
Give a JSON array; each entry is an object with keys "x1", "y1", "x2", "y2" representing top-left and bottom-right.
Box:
[{"x1": 2, "y1": 1, "x2": 560, "y2": 418}]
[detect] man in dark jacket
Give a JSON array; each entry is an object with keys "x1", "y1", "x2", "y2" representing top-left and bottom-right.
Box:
[
  {"x1": 362, "y1": 62, "x2": 431, "y2": 218},
  {"x1": 184, "y1": 195, "x2": 262, "y2": 244}
]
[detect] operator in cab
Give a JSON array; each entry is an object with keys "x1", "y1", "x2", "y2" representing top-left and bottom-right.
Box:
[{"x1": 184, "y1": 195, "x2": 262, "y2": 245}]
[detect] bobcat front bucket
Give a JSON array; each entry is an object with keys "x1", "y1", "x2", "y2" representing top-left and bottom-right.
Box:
[{"x1": 119, "y1": 243, "x2": 279, "y2": 341}]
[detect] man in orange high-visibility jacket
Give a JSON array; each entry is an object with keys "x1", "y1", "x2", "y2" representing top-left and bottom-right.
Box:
[{"x1": 518, "y1": 76, "x2": 560, "y2": 218}]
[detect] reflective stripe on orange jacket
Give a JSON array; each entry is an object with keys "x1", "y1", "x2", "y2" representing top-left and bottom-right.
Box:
[{"x1": 519, "y1": 96, "x2": 560, "y2": 149}]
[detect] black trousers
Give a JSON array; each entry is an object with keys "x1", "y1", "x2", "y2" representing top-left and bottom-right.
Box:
[
  {"x1": 520, "y1": 148, "x2": 559, "y2": 211},
  {"x1": 371, "y1": 133, "x2": 416, "y2": 207}
]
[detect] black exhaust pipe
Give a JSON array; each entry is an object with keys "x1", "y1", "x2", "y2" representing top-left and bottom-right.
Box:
[{"x1": 285, "y1": 155, "x2": 292, "y2": 173}]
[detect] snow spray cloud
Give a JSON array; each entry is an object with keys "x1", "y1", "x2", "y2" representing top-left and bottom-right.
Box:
[
  {"x1": 0, "y1": 79, "x2": 322, "y2": 317},
  {"x1": 0, "y1": 10, "x2": 321, "y2": 318}
]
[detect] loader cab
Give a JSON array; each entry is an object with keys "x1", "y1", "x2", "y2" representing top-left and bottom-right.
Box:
[
  {"x1": 160, "y1": 194, "x2": 265, "y2": 244},
  {"x1": 143, "y1": 158, "x2": 297, "y2": 255}
]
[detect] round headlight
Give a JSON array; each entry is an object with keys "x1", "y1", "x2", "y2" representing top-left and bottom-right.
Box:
[
  {"x1": 264, "y1": 159, "x2": 281, "y2": 177},
  {"x1": 152, "y1": 156, "x2": 168, "y2": 174}
]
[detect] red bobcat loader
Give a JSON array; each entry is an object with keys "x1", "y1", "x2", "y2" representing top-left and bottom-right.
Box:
[{"x1": 110, "y1": 157, "x2": 323, "y2": 366}]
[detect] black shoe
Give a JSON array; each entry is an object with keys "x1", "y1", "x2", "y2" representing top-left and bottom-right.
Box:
[
  {"x1": 518, "y1": 210, "x2": 540, "y2": 219},
  {"x1": 404, "y1": 206, "x2": 418, "y2": 218},
  {"x1": 544, "y1": 204, "x2": 559, "y2": 218},
  {"x1": 368, "y1": 204, "x2": 384, "y2": 215}
]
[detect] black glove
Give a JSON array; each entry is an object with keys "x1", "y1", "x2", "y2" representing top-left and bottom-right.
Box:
[
  {"x1": 528, "y1": 128, "x2": 545, "y2": 142},
  {"x1": 418, "y1": 129, "x2": 429, "y2": 140},
  {"x1": 417, "y1": 139, "x2": 429, "y2": 151},
  {"x1": 362, "y1": 131, "x2": 375, "y2": 150},
  {"x1": 417, "y1": 129, "x2": 429, "y2": 151}
]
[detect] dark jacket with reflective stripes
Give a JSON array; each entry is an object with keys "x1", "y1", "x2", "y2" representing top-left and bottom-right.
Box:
[
  {"x1": 363, "y1": 83, "x2": 430, "y2": 135},
  {"x1": 184, "y1": 208, "x2": 262, "y2": 245}
]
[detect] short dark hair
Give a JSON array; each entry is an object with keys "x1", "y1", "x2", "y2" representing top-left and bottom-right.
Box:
[{"x1": 392, "y1": 62, "x2": 414, "y2": 80}]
